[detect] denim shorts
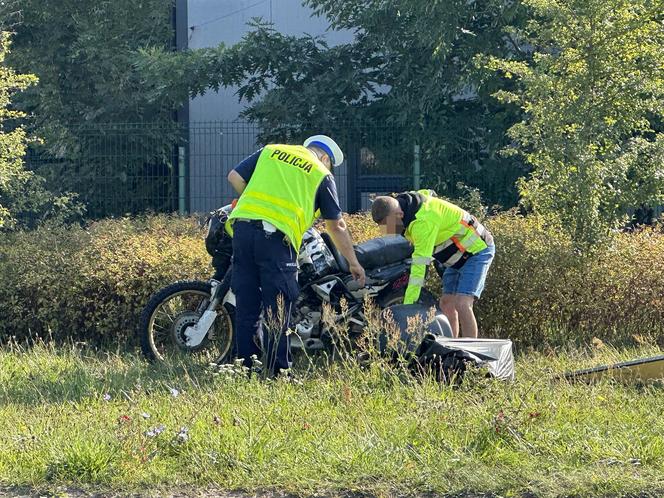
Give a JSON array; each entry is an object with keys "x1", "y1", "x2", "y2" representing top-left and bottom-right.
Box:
[{"x1": 442, "y1": 244, "x2": 495, "y2": 299}]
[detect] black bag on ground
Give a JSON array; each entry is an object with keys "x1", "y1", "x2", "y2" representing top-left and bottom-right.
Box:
[{"x1": 410, "y1": 333, "x2": 482, "y2": 385}]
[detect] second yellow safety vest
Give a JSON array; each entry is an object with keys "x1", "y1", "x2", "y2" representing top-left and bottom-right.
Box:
[{"x1": 402, "y1": 189, "x2": 491, "y2": 304}]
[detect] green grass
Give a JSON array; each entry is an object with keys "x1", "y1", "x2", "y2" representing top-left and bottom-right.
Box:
[{"x1": 1, "y1": 340, "x2": 664, "y2": 497}]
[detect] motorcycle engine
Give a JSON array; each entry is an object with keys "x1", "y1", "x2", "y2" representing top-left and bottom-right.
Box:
[
  {"x1": 289, "y1": 293, "x2": 325, "y2": 351},
  {"x1": 298, "y1": 228, "x2": 339, "y2": 285}
]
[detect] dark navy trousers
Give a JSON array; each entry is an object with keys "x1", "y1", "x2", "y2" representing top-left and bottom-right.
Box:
[{"x1": 231, "y1": 220, "x2": 299, "y2": 373}]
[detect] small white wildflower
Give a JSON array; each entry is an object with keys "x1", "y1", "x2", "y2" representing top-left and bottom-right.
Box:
[
  {"x1": 103, "y1": 393, "x2": 111, "y2": 402},
  {"x1": 176, "y1": 426, "x2": 189, "y2": 442},
  {"x1": 169, "y1": 387, "x2": 180, "y2": 398},
  {"x1": 146, "y1": 424, "x2": 166, "y2": 437},
  {"x1": 141, "y1": 412, "x2": 151, "y2": 419}
]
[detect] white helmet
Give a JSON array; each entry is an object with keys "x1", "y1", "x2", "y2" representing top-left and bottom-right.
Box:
[{"x1": 303, "y1": 135, "x2": 344, "y2": 167}]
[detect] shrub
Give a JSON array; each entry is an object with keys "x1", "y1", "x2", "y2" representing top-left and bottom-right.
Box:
[
  {"x1": 1, "y1": 212, "x2": 663, "y2": 348},
  {"x1": 0, "y1": 215, "x2": 210, "y2": 345},
  {"x1": 478, "y1": 213, "x2": 664, "y2": 345}
]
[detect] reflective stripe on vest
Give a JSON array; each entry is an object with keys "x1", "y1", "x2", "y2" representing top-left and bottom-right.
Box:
[
  {"x1": 411, "y1": 256, "x2": 435, "y2": 265},
  {"x1": 228, "y1": 144, "x2": 329, "y2": 251},
  {"x1": 408, "y1": 276, "x2": 425, "y2": 287},
  {"x1": 434, "y1": 212, "x2": 489, "y2": 267}
]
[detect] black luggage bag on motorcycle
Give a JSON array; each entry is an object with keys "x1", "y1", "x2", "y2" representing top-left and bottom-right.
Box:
[{"x1": 204, "y1": 206, "x2": 234, "y2": 281}]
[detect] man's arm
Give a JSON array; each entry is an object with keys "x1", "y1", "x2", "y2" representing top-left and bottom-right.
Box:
[
  {"x1": 403, "y1": 220, "x2": 438, "y2": 304},
  {"x1": 316, "y1": 177, "x2": 365, "y2": 285},
  {"x1": 228, "y1": 170, "x2": 247, "y2": 195},
  {"x1": 227, "y1": 148, "x2": 262, "y2": 195},
  {"x1": 325, "y1": 218, "x2": 365, "y2": 286}
]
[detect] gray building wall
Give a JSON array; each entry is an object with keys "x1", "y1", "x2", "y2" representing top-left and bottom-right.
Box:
[{"x1": 183, "y1": 0, "x2": 354, "y2": 213}]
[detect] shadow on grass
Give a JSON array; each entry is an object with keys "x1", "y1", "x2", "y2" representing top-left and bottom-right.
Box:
[{"x1": 0, "y1": 344, "x2": 222, "y2": 406}]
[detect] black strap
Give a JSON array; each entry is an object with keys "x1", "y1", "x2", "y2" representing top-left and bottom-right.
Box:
[{"x1": 433, "y1": 247, "x2": 473, "y2": 271}]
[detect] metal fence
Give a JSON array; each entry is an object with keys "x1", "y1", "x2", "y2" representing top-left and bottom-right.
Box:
[{"x1": 26, "y1": 121, "x2": 522, "y2": 219}]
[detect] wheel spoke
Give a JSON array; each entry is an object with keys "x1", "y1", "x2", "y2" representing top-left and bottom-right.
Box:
[
  {"x1": 158, "y1": 307, "x2": 175, "y2": 323},
  {"x1": 166, "y1": 298, "x2": 182, "y2": 315},
  {"x1": 153, "y1": 328, "x2": 170, "y2": 345}
]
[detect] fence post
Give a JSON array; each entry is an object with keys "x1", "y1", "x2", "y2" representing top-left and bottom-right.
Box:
[
  {"x1": 178, "y1": 146, "x2": 187, "y2": 215},
  {"x1": 413, "y1": 143, "x2": 421, "y2": 190}
]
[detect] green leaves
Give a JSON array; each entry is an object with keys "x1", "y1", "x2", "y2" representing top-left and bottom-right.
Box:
[
  {"x1": 1, "y1": 32, "x2": 85, "y2": 230},
  {"x1": 487, "y1": 0, "x2": 664, "y2": 246},
  {"x1": 0, "y1": 32, "x2": 36, "y2": 229},
  {"x1": 7, "y1": 0, "x2": 175, "y2": 150},
  {"x1": 135, "y1": 2, "x2": 529, "y2": 207},
  {"x1": 3, "y1": 1, "x2": 179, "y2": 220}
]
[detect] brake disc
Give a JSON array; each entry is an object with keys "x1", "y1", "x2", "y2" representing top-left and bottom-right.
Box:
[{"x1": 172, "y1": 312, "x2": 203, "y2": 349}]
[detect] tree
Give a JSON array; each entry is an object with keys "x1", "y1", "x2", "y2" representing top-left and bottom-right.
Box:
[
  {"x1": 487, "y1": 0, "x2": 664, "y2": 245},
  {"x1": 3, "y1": 0, "x2": 180, "y2": 217},
  {"x1": 7, "y1": 0, "x2": 175, "y2": 144},
  {"x1": 0, "y1": 32, "x2": 35, "y2": 228},
  {"x1": 0, "y1": 1, "x2": 21, "y2": 31},
  {"x1": 136, "y1": 1, "x2": 530, "y2": 207},
  {"x1": 0, "y1": 32, "x2": 81, "y2": 230}
]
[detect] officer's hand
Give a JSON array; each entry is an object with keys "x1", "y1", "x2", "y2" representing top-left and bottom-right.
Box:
[{"x1": 350, "y1": 262, "x2": 366, "y2": 287}]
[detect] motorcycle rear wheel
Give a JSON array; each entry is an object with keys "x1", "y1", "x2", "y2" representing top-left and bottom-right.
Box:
[
  {"x1": 139, "y1": 280, "x2": 234, "y2": 363},
  {"x1": 378, "y1": 288, "x2": 438, "y2": 309}
]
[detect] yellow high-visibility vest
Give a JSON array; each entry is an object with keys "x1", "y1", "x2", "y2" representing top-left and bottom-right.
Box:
[
  {"x1": 228, "y1": 144, "x2": 330, "y2": 251},
  {"x1": 403, "y1": 189, "x2": 489, "y2": 304}
]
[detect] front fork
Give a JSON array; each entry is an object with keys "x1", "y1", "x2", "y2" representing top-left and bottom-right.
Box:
[{"x1": 184, "y1": 272, "x2": 232, "y2": 347}]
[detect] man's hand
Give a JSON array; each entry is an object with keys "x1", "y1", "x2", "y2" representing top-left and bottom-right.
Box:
[
  {"x1": 349, "y1": 261, "x2": 366, "y2": 287},
  {"x1": 325, "y1": 218, "x2": 366, "y2": 287}
]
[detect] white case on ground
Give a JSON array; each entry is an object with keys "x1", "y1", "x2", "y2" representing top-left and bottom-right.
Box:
[{"x1": 436, "y1": 338, "x2": 515, "y2": 380}]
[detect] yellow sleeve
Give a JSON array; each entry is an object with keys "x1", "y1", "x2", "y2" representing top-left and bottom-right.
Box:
[{"x1": 404, "y1": 220, "x2": 437, "y2": 304}]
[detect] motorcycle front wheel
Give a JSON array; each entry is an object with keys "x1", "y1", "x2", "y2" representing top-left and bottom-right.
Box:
[{"x1": 139, "y1": 280, "x2": 234, "y2": 363}]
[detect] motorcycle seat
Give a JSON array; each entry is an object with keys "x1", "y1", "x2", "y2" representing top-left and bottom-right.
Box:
[
  {"x1": 355, "y1": 236, "x2": 413, "y2": 269},
  {"x1": 320, "y1": 232, "x2": 413, "y2": 272}
]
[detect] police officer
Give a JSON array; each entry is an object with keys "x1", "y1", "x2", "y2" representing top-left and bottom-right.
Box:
[
  {"x1": 227, "y1": 135, "x2": 366, "y2": 374},
  {"x1": 371, "y1": 190, "x2": 495, "y2": 338}
]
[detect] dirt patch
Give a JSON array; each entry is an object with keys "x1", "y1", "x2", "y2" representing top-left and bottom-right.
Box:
[
  {"x1": 2, "y1": 488, "x2": 660, "y2": 498},
  {"x1": 0, "y1": 488, "x2": 511, "y2": 498}
]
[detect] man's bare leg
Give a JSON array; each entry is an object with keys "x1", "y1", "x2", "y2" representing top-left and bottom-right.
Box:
[
  {"x1": 456, "y1": 294, "x2": 478, "y2": 338},
  {"x1": 439, "y1": 294, "x2": 459, "y2": 337}
]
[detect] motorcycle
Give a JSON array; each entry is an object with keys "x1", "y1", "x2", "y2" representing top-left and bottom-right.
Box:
[{"x1": 139, "y1": 205, "x2": 436, "y2": 363}]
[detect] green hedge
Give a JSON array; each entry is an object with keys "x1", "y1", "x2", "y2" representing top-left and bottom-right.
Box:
[
  {"x1": 1, "y1": 213, "x2": 663, "y2": 347},
  {"x1": 0, "y1": 216, "x2": 210, "y2": 345},
  {"x1": 479, "y1": 214, "x2": 664, "y2": 345}
]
